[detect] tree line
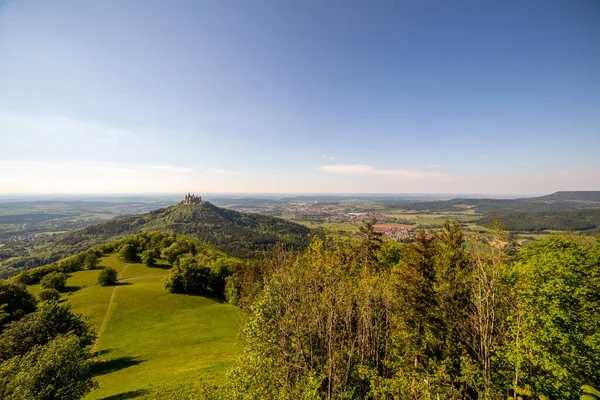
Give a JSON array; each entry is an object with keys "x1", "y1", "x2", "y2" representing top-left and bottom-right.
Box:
[{"x1": 216, "y1": 221, "x2": 600, "y2": 399}]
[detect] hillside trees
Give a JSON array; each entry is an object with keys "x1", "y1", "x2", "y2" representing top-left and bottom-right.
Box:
[
  {"x1": 0, "y1": 300, "x2": 96, "y2": 399},
  {"x1": 40, "y1": 271, "x2": 67, "y2": 291},
  {"x1": 163, "y1": 253, "x2": 240, "y2": 296},
  {"x1": 227, "y1": 222, "x2": 600, "y2": 399},
  {"x1": 0, "y1": 333, "x2": 96, "y2": 400},
  {"x1": 0, "y1": 301, "x2": 95, "y2": 361},
  {"x1": 141, "y1": 249, "x2": 158, "y2": 266},
  {"x1": 0, "y1": 281, "x2": 37, "y2": 331},
  {"x1": 502, "y1": 237, "x2": 600, "y2": 398}
]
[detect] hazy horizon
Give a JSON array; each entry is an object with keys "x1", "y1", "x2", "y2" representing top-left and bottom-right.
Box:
[{"x1": 2, "y1": 1, "x2": 599, "y2": 194}]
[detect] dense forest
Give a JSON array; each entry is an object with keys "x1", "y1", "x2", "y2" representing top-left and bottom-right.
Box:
[
  {"x1": 480, "y1": 208, "x2": 600, "y2": 233},
  {"x1": 385, "y1": 191, "x2": 600, "y2": 214},
  {"x1": 219, "y1": 222, "x2": 600, "y2": 399}
]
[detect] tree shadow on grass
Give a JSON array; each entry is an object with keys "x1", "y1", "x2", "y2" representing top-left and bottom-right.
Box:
[
  {"x1": 92, "y1": 356, "x2": 145, "y2": 376},
  {"x1": 95, "y1": 349, "x2": 111, "y2": 357},
  {"x1": 148, "y1": 263, "x2": 171, "y2": 270},
  {"x1": 63, "y1": 285, "x2": 81, "y2": 293},
  {"x1": 98, "y1": 389, "x2": 149, "y2": 400},
  {"x1": 116, "y1": 281, "x2": 133, "y2": 286},
  {"x1": 182, "y1": 292, "x2": 227, "y2": 304}
]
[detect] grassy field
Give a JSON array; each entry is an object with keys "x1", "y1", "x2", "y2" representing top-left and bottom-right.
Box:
[{"x1": 28, "y1": 254, "x2": 240, "y2": 399}]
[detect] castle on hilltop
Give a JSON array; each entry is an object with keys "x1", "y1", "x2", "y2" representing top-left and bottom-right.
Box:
[{"x1": 181, "y1": 193, "x2": 202, "y2": 205}]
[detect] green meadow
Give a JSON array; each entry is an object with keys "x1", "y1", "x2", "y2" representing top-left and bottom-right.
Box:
[{"x1": 29, "y1": 254, "x2": 240, "y2": 399}]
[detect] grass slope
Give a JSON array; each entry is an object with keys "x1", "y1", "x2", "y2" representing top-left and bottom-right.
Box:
[{"x1": 30, "y1": 254, "x2": 240, "y2": 399}]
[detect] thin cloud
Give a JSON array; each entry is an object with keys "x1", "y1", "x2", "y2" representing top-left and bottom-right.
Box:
[
  {"x1": 143, "y1": 165, "x2": 194, "y2": 174},
  {"x1": 208, "y1": 168, "x2": 242, "y2": 176},
  {"x1": 321, "y1": 154, "x2": 336, "y2": 160},
  {"x1": 320, "y1": 164, "x2": 446, "y2": 179}
]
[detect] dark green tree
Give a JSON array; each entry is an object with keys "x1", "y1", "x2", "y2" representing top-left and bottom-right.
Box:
[
  {"x1": 0, "y1": 301, "x2": 94, "y2": 361},
  {"x1": 38, "y1": 289, "x2": 60, "y2": 303},
  {"x1": 84, "y1": 253, "x2": 99, "y2": 269},
  {"x1": 0, "y1": 334, "x2": 96, "y2": 400},
  {"x1": 118, "y1": 244, "x2": 137, "y2": 263},
  {"x1": 358, "y1": 219, "x2": 383, "y2": 270},
  {"x1": 97, "y1": 267, "x2": 118, "y2": 286},
  {"x1": 40, "y1": 272, "x2": 67, "y2": 291},
  {"x1": 141, "y1": 249, "x2": 158, "y2": 267},
  {"x1": 0, "y1": 281, "x2": 37, "y2": 331},
  {"x1": 504, "y1": 237, "x2": 600, "y2": 399}
]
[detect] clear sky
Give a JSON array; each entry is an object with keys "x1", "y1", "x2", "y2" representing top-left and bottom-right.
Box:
[{"x1": 1, "y1": 0, "x2": 599, "y2": 194}]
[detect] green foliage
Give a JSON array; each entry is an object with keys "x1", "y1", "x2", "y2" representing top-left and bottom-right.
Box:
[
  {"x1": 2, "y1": 201, "x2": 310, "y2": 276},
  {"x1": 0, "y1": 333, "x2": 96, "y2": 400},
  {"x1": 0, "y1": 280, "x2": 37, "y2": 330},
  {"x1": 37, "y1": 288, "x2": 60, "y2": 302},
  {"x1": 97, "y1": 267, "x2": 118, "y2": 286},
  {"x1": 118, "y1": 243, "x2": 138, "y2": 262},
  {"x1": 228, "y1": 224, "x2": 600, "y2": 399},
  {"x1": 84, "y1": 253, "x2": 99, "y2": 269},
  {"x1": 39, "y1": 271, "x2": 67, "y2": 291},
  {"x1": 0, "y1": 301, "x2": 95, "y2": 361},
  {"x1": 502, "y1": 237, "x2": 600, "y2": 398},
  {"x1": 141, "y1": 248, "x2": 158, "y2": 266},
  {"x1": 11, "y1": 253, "x2": 86, "y2": 285},
  {"x1": 163, "y1": 253, "x2": 239, "y2": 296},
  {"x1": 480, "y1": 208, "x2": 600, "y2": 233}
]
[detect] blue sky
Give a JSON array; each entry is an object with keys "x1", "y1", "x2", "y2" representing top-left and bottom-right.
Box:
[{"x1": 1, "y1": 0, "x2": 599, "y2": 194}]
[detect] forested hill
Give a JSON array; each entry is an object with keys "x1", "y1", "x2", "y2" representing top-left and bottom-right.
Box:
[
  {"x1": 479, "y1": 208, "x2": 600, "y2": 233},
  {"x1": 388, "y1": 191, "x2": 600, "y2": 214},
  {"x1": 1, "y1": 201, "x2": 310, "y2": 276},
  {"x1": 69, "y1": 201, "x2": 311, "y2": 256},
  {"x1": 532, "y1": 191, "x2": 600, "y2": 202}
]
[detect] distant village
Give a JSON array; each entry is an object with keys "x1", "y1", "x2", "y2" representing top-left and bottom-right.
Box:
[{"x1": 227, "y1": 200, "x2": 426, "y2": 241}]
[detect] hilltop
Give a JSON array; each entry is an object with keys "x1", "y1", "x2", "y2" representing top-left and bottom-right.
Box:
[
  {"x1": 1, "y1": 200, "x2": 310, "y2": 276},
  {"x1": 386, "y1": 191, "x2": 600, "y2": 214},
  {"x1": 533, "y1": 191, "x2": 600, "y2": 202}
]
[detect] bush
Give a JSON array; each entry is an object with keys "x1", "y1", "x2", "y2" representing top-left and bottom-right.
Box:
[
  {"x1": 0, "y1": 281, "x2": 37, "y2": 330},
  {"x1": 141, "y1": 249, "x2": 158, "y2": 267},
  {"x1": 84, "y1": 254, "x2": 99, "y2": 270},
  {"x1": 97, "y1": 267, "x2": 118, "y2": 286},
  {"x1": 40, "y1": 272, "x2": 67, "y2": 291},
  {"x1": 38, "y1": 289, "x2": 60, "y2": 302},
  {"x1": 118, "y1": 244, "x2": 137, "y2": 263}
]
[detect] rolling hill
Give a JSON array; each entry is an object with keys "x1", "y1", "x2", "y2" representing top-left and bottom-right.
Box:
[
  {"x1": 1, "y1": 201, "x2": 310, "y2": 276},
  {"x1": 388, "y1": 191, "x2": 600, "y2": 214}
]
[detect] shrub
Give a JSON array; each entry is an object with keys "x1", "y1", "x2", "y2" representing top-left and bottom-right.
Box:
[
  {"x1": 40, "y1": 272, "x2": 67, "y2": 291},
  {"x1": 118, "y1": 244, "x2": 137, "y2": 263},
  {"x1": 38, "y1": 289, "x2": 60, "y2": 302},
  {"x1": 141, "y1": 249, "x2": 158, "y2": 267},
  {"x1": 84, "y1": 254, "x2": 99, "y2": 270},
  {"x1": 97, "y1": 268, "x2": 118, "y2": 286},
  {"x1": 0, "y1": 281, "x2": 37, "y2": 329}
]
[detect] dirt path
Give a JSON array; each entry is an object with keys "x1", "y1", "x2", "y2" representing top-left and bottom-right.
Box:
[
  {"x1": 91, "y1": 269, "x2": 168, "y2": 352},
  {"x1": 92, "y1": 264, "x2": 129, "y2": 353}
]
